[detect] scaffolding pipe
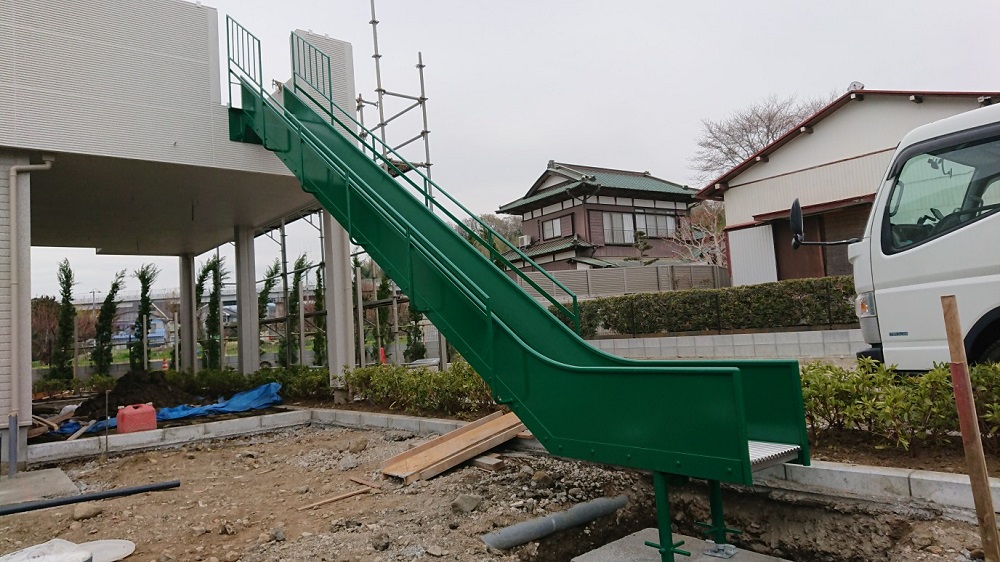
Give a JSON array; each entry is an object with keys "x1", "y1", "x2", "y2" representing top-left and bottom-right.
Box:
[
  {"x1": 480, "y1": 496, "x2": 628, "y2": 550},
  {"x1": 369, "y1": 0, "x2": 387, "y2": 157}
]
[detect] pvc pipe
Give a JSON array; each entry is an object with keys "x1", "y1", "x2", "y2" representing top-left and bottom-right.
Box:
[
  {"x1": 0, "y1": 480, "x2": 180, "y2": 517},
  {"x1": 7, "y1": 156, "x2": 53, "y2": 477},
  {"x1": 480, "y1": 495, "x2": 628, "y2": 550}
]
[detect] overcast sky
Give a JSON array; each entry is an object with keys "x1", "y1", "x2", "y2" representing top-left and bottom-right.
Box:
[{"x1": 30, "y1": 0, "x2": 1000, "y2": 297}]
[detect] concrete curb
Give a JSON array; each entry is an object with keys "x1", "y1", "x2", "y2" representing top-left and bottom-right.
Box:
[
  {"x1": 25, "y1": 408, "x2": 996, "y2": 515},
  {"x1": 755, "y1": 459, "x2": 1000, "y2": 513}
]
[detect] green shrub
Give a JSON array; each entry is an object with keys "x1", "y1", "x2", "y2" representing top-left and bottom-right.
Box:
[
  {"x1": 550, "y1": 275, "x2": 856, "y2": 336},
  {"x1": 343, "y1": 360, "x2": 494, "y2": 416},
  {"x1": 800, "y1": 358, "x2": 1000, "y2": 452},
  {"x1": 82, "y1": 374, "x2": 116, "y2": 394}
]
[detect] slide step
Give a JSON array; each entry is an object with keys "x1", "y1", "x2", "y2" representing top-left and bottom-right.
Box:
[{"x1": 748, "y1": 441, "x2": 800, "y2": 471}]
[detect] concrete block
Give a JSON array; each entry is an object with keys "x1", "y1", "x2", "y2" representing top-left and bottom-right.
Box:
[
  {"x1": 848, "y1": 329, "x2": 866, "y2": 343},
  {"x1": 676, "y1": 344, "x2": 696, "y2": 358},
  {"x1": 675, "y1": 336, "x2": 696, "y2": 347},
  {"x1": 752, "y1": 333, "x2": 776, "y2": 345},
  {"x1": 823, "y1": 342, "x2": 851, "y2": 357},
  {"x1": 713, "y1": 344, "x2": 735, "y2": 358},
  {"x1": 107, "y1": 429, "x2": 166, "y2": 452},
  {"x1": 823, "y1": 330, "x2": 850, "y2": 343},
  {"x1": 642, "y1": 338, "x2": 659, "y2": 349},
  {"x1": 260, "y1": 410, "x2": 311, "y2": 428},
  {"x1": 659, "y1": 345, "x2": 679, "y2": 358},
  {"x1": 28, "y1": 437, "x2": 102, "y2": 463},
  {"x1": 694, "y1": 335, "x2": 713, "y2": 347},
  {"x1": 733, "y1": 345, "x2": 755, "y2": 358},
  {"x1": 310, "y1": 409, "x2": 339, "y2": 425},
  {"x1": 909, "y1": 470, "x2": 1000, "y2": 511},
  {"x1": 333, "y1": 410, "x2": 363, "y2": 427},
  {"x1": 627, "y1": 338, "x2": 645, "y2": 349},
  {"x1": 753, "y1": 464, "x2": 786, "y2": 481},
  {"x1": 776, "y1": 343, "x2": 800, "y2": 358},
  {"x1": 774, "y1": 332, "x2": 799, "y2": 344},
  {"x1": 612, "y1": 339, "x2": 629, "y2": 351},
  {"x1": 713, "y1": 334, "x2": 734, "y2": 346},
  {"x1": 202, "y1": 416, "x2": 260, "y2": 438},
  {"x1": 694, "y1": 342, "x2": 715, "y2": 358},
  {"x1": 161, "y1": 424, "x2": 207, "y2": 444},
  {"x1": 384, "y1": 413, "x2": 421, "y2": 433},
  {"x1": 733, "y1": 334, "x2": 753, "y2": 345},
  {"x1": 419, "y1": 418, "x2": 462, "y2": 436},
  {"x1": 754, "y1": 343, "x2": 778, "y2": 357},
  {"x1": 850, "y1": 342, "x2": 868, "y2": 354},
  {"x1": 357, "y1": 412, "x2": 391, "y2": 428},
  {"x1": 798, "y1": 331, "x2": 823, "y2": 344},
  {"x1": 800, "y1": 343, "x2": 826, "y2": 357},
  {"x1": 784, "y1": 461, "x2": 912, "y2": 499}
]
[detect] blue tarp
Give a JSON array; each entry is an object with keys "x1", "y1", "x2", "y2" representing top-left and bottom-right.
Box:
[{"x1": 54, "y1": 382, "x2": 283, "y2": 435}]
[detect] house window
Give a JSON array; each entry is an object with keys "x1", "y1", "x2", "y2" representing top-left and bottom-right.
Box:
[
  {"x1": 602, "y1": 212, "x2": 635, "y2": 244},
  {"x1": 636, "y1": 211, "x2": 676, "y2": 238},
  {"x1": 542, "y1": 218, "x2": 562, "y2": 239}
]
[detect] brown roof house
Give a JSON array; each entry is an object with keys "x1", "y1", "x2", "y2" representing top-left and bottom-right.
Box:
[{"x1": 498, "y1": 161, "x2": 698, "y2": 271}]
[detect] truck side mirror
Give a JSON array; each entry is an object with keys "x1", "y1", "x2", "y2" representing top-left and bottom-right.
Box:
[{"x1": 790, "y1": 199, "x2": 804, "y2": 249}]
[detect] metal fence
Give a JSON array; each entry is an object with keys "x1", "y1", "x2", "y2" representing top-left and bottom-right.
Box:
[{"x1": 514, "y1": 264, "x2": 729, "y2": 301}]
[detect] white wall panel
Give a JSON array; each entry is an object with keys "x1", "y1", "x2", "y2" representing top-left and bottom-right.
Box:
[
  {"x1": 0, "y1": 0, "x2": 349, "y2": 177},
  {"x1": 736, "y1": 97, "x2": 985, "y2": 184},
  {"x1": 728, "y1": 225, "x2": 777, "y2": 286},
  {"x1": 725, "y1": 151, "x2": 893, "y2": 224}
]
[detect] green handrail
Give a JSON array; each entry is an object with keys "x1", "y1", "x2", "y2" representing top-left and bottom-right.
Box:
[{"x1": 286, "y1": 31, "x2": 580, "y2": 333}]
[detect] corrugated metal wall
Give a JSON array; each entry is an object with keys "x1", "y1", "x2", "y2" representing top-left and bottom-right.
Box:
[{"x1": 728, "y1": 226, "x2": 777, "y2": 286}]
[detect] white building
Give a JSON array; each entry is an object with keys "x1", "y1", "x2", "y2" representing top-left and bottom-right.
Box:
[
  {"x1": 1, "y1": 0, "x2": 357, "y2": 470},
  {"x1": 697, "y1": 90, "x2": 997, "y2": 286}
]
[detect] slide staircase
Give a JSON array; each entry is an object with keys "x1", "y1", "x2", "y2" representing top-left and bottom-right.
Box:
[{"x1": 225, "y1": 20, "x2": 809, "y2": 561}]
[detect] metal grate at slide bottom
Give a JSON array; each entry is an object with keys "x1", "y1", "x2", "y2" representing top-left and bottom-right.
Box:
[{"x1": 748, "y1": 441, "x2": 801, "y2": 471}]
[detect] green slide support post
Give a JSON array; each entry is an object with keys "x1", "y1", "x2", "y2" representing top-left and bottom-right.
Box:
[
  {"x1": 223, "y1": 20, "x2": 811, "y2": 559},
  {"x1": 696, "y1": 480, "x2": 741, "y2": 558},
  {"x1": 644, "y1": 472, "x2": 689, "y2": 562}
]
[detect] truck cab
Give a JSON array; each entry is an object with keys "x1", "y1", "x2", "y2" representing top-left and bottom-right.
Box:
[{"x1": 846, "y1": 103, "x2": 1000, "y2": 370}]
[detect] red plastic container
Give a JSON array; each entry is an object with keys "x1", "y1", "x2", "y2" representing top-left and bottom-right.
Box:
[{"x1": 116, "y1": 403, "x2": 157, "y2": 433}]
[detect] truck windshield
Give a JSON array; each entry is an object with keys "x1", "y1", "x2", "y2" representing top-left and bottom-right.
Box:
[{"x1": 884, "y1": 135, "x2": 1000, "y2": 252}]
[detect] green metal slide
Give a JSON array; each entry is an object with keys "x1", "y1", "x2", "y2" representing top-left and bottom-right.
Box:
[{"x1": 225, "y1": 20, "x2": 809, "y2": 561}]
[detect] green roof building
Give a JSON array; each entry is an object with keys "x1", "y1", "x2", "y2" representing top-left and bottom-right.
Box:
[{"x1": 498, "y1": 161, "x2": 697, "y2": 271}]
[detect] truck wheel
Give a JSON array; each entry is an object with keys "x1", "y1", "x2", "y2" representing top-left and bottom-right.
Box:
[{"x1": 981, "y1": 339, "x2": 1000, "y2": 364}]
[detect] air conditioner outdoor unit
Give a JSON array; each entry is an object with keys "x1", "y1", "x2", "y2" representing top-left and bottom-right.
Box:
[{"x1": 517, "y1": 235, "x2": 533, "y2": 248}]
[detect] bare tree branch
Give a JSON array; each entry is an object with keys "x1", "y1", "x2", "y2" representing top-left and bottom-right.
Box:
[{"x1": 689, "y1": 93, "x2": 833, "y2": 184}]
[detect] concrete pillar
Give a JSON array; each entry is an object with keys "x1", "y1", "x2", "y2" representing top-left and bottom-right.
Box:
[
  {"x1": 322, "y1": 211, "x2": 355, "y2": 382},
  {"x1": 179, "y1": 253, "x2": 198, "y2": 372},
  {"x1": 234, "y1": 226, "x2": 259, "y2": 374},
  {"x1": 0, "y1": 152, "x2": 31, "y2": 470}
]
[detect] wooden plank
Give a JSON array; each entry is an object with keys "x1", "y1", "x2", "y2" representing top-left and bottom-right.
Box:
[
  {"x1": 382, "y1": 413, "x2": 522, "y2": 478},
  {"x1": 297, "y1": 487, "x2": 370, "y2": 511},
  {"x1": 378, "y1": 411, "x2": 503, "y2": 470},
  {"x1": 27, "y1": 425, "x2": 50, "y2": 439},
  {"x1": 67, "y1": 420, "x2": 96, "y2": 441},
  {"x1": 31, "y1": 415, "x2": 59, "y2": 430},
  {"x1": 409, "y1": 423, "x2": 524, "y2": 483},
  {"x1": 469, "y1": 455, "x2": 505, "y2": 471},
  {"x1": 515, "y1": 430, "x2": 534, "y2": 440}
]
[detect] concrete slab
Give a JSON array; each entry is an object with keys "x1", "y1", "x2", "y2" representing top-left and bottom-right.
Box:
[
  {"x1": 0, "y1": 468, "x2": 78, "y2": 506},
  {"x1": 259, "y1": 410, "x2": 311, "y2": 428},
  {"x1": 572, "y1": 529, "x2": 790, "y2": 562}
]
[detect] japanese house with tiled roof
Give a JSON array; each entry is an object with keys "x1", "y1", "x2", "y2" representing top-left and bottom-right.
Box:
[
  {"x1": 696, "y1": 89, "x2": 998, "y2": 286},
  {"x1": 497, "y1": 161, "x2": 697, "y2": 271}
]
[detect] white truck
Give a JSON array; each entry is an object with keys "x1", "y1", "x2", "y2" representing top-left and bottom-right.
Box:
[{"x1": 791, "y1": 102, "x2": 1000, "y2": 370}]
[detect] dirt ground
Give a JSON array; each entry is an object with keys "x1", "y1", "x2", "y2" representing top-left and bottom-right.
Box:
[{"x1": 0, "y1": 422, "x2": 991, "y2": 562}]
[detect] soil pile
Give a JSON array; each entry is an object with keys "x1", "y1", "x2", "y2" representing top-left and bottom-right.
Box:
[{"x1": 75, "y1": 371, "x2": 204, "y2": 420}]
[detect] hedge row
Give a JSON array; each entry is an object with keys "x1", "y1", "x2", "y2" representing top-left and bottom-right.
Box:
[
  {"x1": 803, "y1": 358, "x2": 1000, "y2": 452},
  {"x1": 343, "y1": 361, "x2": 494, "y2": 416},
  {"x1": 553, "y1": 275, "x2": 856, "y2": 337}
]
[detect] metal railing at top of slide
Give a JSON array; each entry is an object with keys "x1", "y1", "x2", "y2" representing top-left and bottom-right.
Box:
[{"x1": 224, "y1": 20, "x2": 578, "y2": 332}]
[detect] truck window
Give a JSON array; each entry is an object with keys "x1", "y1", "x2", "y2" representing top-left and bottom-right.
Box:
[{"x1": 884, "y1": 136, "x2": 1000, "y2": 252}]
